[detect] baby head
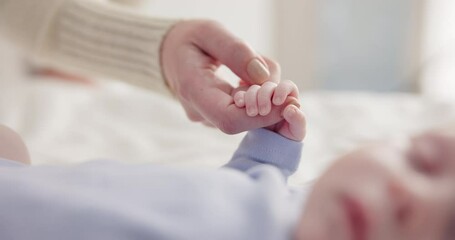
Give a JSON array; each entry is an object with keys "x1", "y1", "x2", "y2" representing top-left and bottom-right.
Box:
[{"x1": 295, "y1": 124, "x2": 455, "y2": 240}]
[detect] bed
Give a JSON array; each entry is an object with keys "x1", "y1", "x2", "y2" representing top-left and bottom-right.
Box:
[{"x1": 2, "y1": 76, "x2": 455, "y2": 186}]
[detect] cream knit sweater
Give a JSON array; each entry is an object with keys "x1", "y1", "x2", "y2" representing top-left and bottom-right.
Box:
[{"x1": 0, "y1": 0, "x2": 178, "y2": 94}]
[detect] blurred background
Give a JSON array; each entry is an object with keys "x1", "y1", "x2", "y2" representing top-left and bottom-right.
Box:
[
  {"x1": 125, "y1": 0, "x2": 455, "y2": 100},
  {"x1": 2, "y1": 0, "x2": 454, "y2": 99},
  {"x1": 1, "y1": 0, "x2": 454, "y2": 180}
]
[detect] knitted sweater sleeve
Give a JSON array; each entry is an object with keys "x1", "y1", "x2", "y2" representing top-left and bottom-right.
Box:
[{"x1": 0, "y1": 0, "x2": 178, "y2": 95}]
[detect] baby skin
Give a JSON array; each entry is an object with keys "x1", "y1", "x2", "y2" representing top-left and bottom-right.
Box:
[
  {"x1": 233, "y1": 80, "x2": 305, "y2": 141},
  {"x1": 237, "y1": 82, "x2": 455, "y2": 240},
  {"x1": 295, "y1": 124, "x2": 455, "y2": 240},
  {"x1": 3, "y1": 78, "x2": 455, "y2": 240},
  {"x1": 0, "y1": 80, "x2": 307, "y2": 240}
]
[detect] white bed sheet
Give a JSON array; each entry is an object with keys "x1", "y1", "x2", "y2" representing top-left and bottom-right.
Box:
[{"x1": 1, "y1": 79, "x2": 455, "y2": 185}]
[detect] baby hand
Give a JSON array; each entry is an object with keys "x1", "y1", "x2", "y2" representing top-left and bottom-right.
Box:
[{"x1": 233, "y1": 80, "x2": 306, "y2": 141}]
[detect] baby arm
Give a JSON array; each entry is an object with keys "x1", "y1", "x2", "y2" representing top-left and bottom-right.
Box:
[{"x1": 225, "y1": 81, "x2": 306, "y2": 179}]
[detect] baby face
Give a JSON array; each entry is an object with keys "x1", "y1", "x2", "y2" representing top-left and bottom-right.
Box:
[{"x1": 296, "y1": 125, "x2": 455, "y2": 240}]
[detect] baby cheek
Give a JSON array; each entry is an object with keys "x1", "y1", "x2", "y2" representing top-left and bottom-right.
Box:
[
  {"x1": 389, "y1": 178, "x2": 451, "y2": 240},
  {"x1": 294, "y1": 217, "x2": 330, "y2": 240}
]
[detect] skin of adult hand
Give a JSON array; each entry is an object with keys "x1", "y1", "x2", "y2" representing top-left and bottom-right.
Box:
[{"x1": 161, "y1": 19, "x2": 291, "y2": 134}]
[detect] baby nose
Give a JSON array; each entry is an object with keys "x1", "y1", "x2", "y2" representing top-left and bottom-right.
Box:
[
  {"x1": 409, "y1": 135, "x2": 444, "y2": 175},
  {"x1": 411, "y1": 131, "x2": 455, "y2": 176},
  {"x1": 387, "y1": 178, "x2": 414, "y2": 226}
]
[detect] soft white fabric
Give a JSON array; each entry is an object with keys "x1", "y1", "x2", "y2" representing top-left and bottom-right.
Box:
[
  {"x1": 2, "y1": 37, "x2": 455, "y2": 185},
  {"x1": 1, "y1": 76, "x2": 455, "y2": 185}
]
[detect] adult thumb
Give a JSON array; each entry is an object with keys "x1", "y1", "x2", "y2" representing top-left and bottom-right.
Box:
[{"x1": 192, "y1": 20, "x2": 271, "y2": 84}]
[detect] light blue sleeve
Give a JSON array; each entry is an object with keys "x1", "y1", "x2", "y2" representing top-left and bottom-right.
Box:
[
  {"x1": 224, "y1": 129, "x2": 303, "y2": 180},
  {"x1": 0, "y1": 130, "x2": 304, "y2": 240}
]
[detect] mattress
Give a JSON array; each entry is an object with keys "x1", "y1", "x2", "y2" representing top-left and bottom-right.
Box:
[{"x1": 1, "y1": 78, "x2": 455, "y2": 186}]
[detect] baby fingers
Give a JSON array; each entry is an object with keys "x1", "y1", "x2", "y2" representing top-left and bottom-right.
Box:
[
  {"x1": 272, "y1": 80, "x2": 299, "y2": 106},
  {"x1": 282, "y1": 104, "x2": 306, "y2": 141},
  {"x1": 245, "y1": 85, "x2": 261, "y2": 116},
  {"x1": 257, "y1": 82, "x2": 277, "y2": 116},
  {"x1": 234, "y1": 91, "x2": 246, "y2": 108}
]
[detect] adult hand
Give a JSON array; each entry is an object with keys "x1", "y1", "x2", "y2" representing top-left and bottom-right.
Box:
[{"x1": 161, "y1": 20, "x2": 290, "y2": 134}]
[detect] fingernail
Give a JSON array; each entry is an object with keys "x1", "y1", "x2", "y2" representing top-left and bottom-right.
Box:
[
  {"x1": 281, "y1": 105, "x2": 295, "y2": 118},
  {"x1": 289, "y1": 99, "x2": 301, "y2": 108},
  {"x1": 284, "y1": 106, "x2": 296, "y2": 118},
  {"x1": 234, "y1": 90, "x2": 247, "y2": 107},
  {"x1": 259, "y1": 106, "x2": 268, "y2": 116},
  {"x1": 247, "y1": 59, "x2": 270, "y2": 83},
  {"x1": 236, "y1": 98, "x2": 244, "y2": 107},
  {"x1": 273, "y1": 97, "x2": 283, "y2": 105},
  {"x1": 247, "y1": 107, "x2": 257, "y2": 117}
]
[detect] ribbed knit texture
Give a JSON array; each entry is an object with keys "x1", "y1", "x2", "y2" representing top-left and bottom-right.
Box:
[
  {"x1": 0, "y1": 0, "x2": 178, "y2": 95},
  {"x1": 0, "y1": 0, "x2": 64, "y2": 54}
]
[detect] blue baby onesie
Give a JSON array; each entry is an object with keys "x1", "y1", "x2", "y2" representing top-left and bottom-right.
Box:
[{"x1": 0, "y1": 129, "x2": 309, "y2": 240}]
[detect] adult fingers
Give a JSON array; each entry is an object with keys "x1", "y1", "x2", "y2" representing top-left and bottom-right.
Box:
[
  {"x1": 191, "y1": 20, "x2": 270, "y2": 84},
  {"x1": 189, "y1": 72, "x2": 296, "y2": 134},
  {"x1": 202, "y1": 120, "x2": 216, "y2": 128},
  {"x1": 181, "y1": 99, "x2": 205, "y2": 122},
  {"x1": 262, "y1": 56, "x2": 281, "y2": 84}
]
